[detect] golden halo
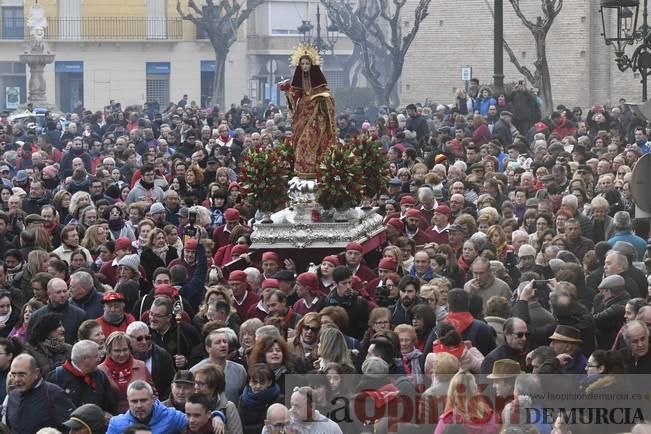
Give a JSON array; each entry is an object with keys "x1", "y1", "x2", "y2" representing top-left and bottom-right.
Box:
[{"x1": 290, "y1": 43, "x2": 321, "y2": 67}]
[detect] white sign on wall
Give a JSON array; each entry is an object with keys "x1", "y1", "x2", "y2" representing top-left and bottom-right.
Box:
[
  {"x1": 5, "y1": 87, "x2": 19, "y2": 109},
  {"x1": 461, "y1": 66, "x2": 472, "y2": 81}
]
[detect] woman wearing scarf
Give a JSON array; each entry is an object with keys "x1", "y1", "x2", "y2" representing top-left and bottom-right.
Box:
[
  {"x1": 105, "y1": 205, "x2": 136, "y2": 242},
  {"x1": 140, "y1": 228, "x2": 178, "y2": 282},
  {"x1": 98, "y1": 331, "x2": 154, "y2": 413},
  {"x1": 425, "y1": 322, "x2": 484, "y2": 374},
  {"x1": 238, "y1": 363, "x2": 282, "y2": 434},
  {"x1": 394, "y1": 324, "x2": 424, "y2": 389},
  {"x1": 25, "y1": 313, "x2": 72, "y2": 376}
]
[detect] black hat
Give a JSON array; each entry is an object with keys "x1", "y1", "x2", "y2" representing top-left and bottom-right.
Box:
[
  {"x1": 173, "y1": 369, "x2": 195, "y2": 385},
  {"x1": 273, "y1": 270, "x2": 295, "y2": 282},
  {"x1": 63, "y1": 403, "x2": 106, "y2": 433}
]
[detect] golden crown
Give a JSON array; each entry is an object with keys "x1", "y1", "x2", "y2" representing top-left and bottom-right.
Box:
[{"x1": 290, "y1": 43, "x2": 321, "y2": 67}]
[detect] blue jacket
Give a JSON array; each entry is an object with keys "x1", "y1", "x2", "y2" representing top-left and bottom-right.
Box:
[
  {"x1": 474, "y1": 96, "x2": 496, "y2": 115},
  {"x1": 107, "y1": 399, "x2": 187, "y2": 434},
  {"x1": 608, "y1": 231, "x2": 648, "y2": 261},
  {"x1": 70, "y1": 287, "x2": 104, "y2": 319}
]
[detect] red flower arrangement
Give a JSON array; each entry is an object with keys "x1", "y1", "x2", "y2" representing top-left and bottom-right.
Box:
[
  {"x1": 239, "y1": 145, "x2": 291, "y2": 213},
  {"x1": 350, "y1": 134, "x2": 390, "y2": 200},
  {"x1": 315, "y1": 141, "x2": 364, "y2": 210}
]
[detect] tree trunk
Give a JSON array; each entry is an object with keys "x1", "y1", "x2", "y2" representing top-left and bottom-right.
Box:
[
  {"x1": 535, "y1": 32, "x2": 553, "y2": 118},
  {"x1": 212, "y1": 53, "x2": 226, "y2": 109}
]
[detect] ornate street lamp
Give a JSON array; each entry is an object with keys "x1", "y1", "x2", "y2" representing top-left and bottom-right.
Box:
[
  {"x1": 600, "y1": 0, "x2": 651, "y2": 100},
  {"x1": 297, "y1": 4, "x2": 338, "y2": 55}
]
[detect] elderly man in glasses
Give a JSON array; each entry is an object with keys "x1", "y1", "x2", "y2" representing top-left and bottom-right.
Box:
[
  {"x1": 126, "y1": 320, "x2": 175, "y2": 401},
  {"x1": 481, "y1": 317, "x2": 529, "y2": 374}
]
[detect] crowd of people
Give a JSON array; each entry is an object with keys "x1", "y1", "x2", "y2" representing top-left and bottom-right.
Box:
[{"x1": 0, "y1": 84, "x2": 650, "y2": 434}]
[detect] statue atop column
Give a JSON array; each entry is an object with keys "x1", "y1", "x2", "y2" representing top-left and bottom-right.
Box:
[{"x1": 19, "y1": 3, "x2": 55, "y2": 107}]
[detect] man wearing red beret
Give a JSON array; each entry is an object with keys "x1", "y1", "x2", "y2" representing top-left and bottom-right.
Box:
[
  {"x1": 403, "y1": 208, "x2": 433, "y2": 245},
  {"x1": 229, "y1": 270, "x2": 260, "y2": 320},
  {"x1": 338, "y1": 242, "x2": 376, "y2": 283},
  {"x1": 169, "y1": 239, "x2": 200, "y2": 279},
  {"x1": 246, "y1": 279, "x2": 279, "y2": 321},
  {"x1": 293, "y1": 272, "x2": 326, "y2": 315},
  {"x1": 97, "y1": 291, "x2": 135, "y2": 337},
  {"x1": 261, "y1": 251, "x2": 281, "y2": 280},
  {"x1": 427, "y1": 204, "x2": 451, "y2": 245},
  {"x1": 212, "y1": 208, "x2": 242, "y2": 249}
]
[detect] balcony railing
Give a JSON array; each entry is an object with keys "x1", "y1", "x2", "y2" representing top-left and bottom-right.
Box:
[{"x1": 24, "y1": 17, "x2": 184, "y2": 41}]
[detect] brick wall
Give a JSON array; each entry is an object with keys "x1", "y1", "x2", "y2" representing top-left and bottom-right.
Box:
[{"x1": 400, "y1": 0, "x2": 646, "y2": 109}]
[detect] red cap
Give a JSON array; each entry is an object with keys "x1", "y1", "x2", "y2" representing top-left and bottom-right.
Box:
[
  {"x1": 378, "y1": 257, "x2": 398, "y2": 271},
  {"x1": 435, "y1": 205, "x2": 451, "y2": 216},
  {"x1": 184, "y1": 239, "x2": 198, "y2": 250},
  {"x1": 228, "y1": 270, "x2": 248, "y2": 283},
  {"x1": 231, "y1": 244, "x2": 248, "y2": 256},
  {"x1": 322, "y1": 255, "x2": 339, "y2": 266},
  {"x1": 228, "y1": 181, "x2": 240, "y2": 191},
  {"x1": 154, "y1": 284, "x2": 179, "y2": 298},
  {"x1": 224, "y1": 208, "x2": 240, "y2": 221},
  {"x1": 262, "y1": 251, "x2": 281, "y2": 264},
  {"x1": 405, "y1": 208, "x2": 421, "y2": 219},
  {"x1": 346, "y1": 242, "x2": 363, "y2": 253},
  {"x1": 434, "y1": 155, "x2": 447, "y2": 164},
  {"x1": 394, "y1": 143, "x2": 406, "y2": 153},
  {"x1": 261, "y1": 279, "x2": 279, "y2": 290},
  {"x1": 296, "y1": 272, "x2": 319, "y2": 294},
  {"x1": 400, "y1": 195, "x2": 416, "y2": 206},
  {"x1": 102, "y1": 291, "x2": 125, "y2": 303},
  {"x1": 115, "y1": 237, "x2": 132, "y2": 252},
  {"x1": 386, "y1": 218, "x2": 404, "y2": 232}
]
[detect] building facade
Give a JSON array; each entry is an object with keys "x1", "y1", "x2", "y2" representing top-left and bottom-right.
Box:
[
  {"x1": 0, "y1": 0, "x2": 352, "y2": 112},
  {"x1": 0, "y1": 0, "x2": 644, "y2": 112}
]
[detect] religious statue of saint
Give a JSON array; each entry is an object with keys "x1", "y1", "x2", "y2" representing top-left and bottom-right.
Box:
[
  {"x1": 279, "y1": 44, "x2": 337, "y2": 179},
  {"x1": 27, "y1": 4, "x2": 48, "y2": 53}
]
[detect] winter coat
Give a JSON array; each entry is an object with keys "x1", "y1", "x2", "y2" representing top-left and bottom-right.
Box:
[
  {"x1": 106, "y1": 399, "x2": 187, "y2": 434},
  {"x1": 6, "y1": 379, "x2": 75, "y2": 434}
]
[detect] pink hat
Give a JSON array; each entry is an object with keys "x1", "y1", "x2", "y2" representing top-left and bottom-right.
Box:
[
  {"x1": 400, "y1": 195, "x2": 416, "y2": 206},
  {"x1": 115, "y1": 237, "x2": 132, "y2": 252},
  {"x1": 184, "y1": 239, "x2": 198, "y2": 250},
  {"x1": 228, "y1": 270, "x2": 247, "y2": 283},
  {"x1": 435, "y1": 205, "x2": 451, "y2": 216},
  {"x1": 154, "y1": 284, "x2": 179, "y2": 299},
  {"x1": 345, "y1": 242, "x2": 363, "y2": 253},
  {"x1": 261, "y1": 279, "x2": 279, "y2": 290},
  {"x1": 42, "y1": 165, "x2": 59, "y2": 179},
  {"x1": 296, "y1": 272, "x2": 319, "y2": 294},
  {"x1": 386, "y1": 218, "x2": 404, "y2": 232},
  {"x1": 262, "y1": 251, "x2": 281, "y2": 264},
  {"x1": 231, "y1": 244, "x2": 248, "y2": 256},
  {"x1": 322, "y1": 255, "x2": 339, "y2": 266},
  {"x1": 378, "y1": 257, "x2": 397, "y2": 271},
  {"x1": 405, "y1": 208, "x2": 421, "y2": 219},
  {"x1": 224, "y1": 208, "x2": 240, "y2": 221}
]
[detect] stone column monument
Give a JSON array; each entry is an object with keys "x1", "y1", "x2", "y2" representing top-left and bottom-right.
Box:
[{"x1": 18, "y1": 3, "x2": 55, "y2": 107}]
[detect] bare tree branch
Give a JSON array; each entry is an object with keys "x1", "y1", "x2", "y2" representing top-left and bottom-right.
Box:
[
  {"x1": 503, "y1": 39, "x2": 536, "y2": 84},
  {"x1": 509, "y1": 0, "x2": 537, "y2": 32},
  {"x1": 177, "y1": 0, "x2": 264, "y2": 106}
]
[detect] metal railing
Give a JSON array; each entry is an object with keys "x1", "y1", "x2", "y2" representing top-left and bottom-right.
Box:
[{"x1": 21, "y1": 17, "x2": 184, "y2": 41}]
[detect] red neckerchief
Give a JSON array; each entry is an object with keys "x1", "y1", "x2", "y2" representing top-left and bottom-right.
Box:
[
  {"x1": 62, "y1": 360, "x2": 96, "y2": 389},
  {"x1": 282, "y1": 307, "x2": 294, "y2": 325},
  {"x1": 103, "y1": 355, "x2": 134, "y2": 393},
  {"x1": 445, "y1": 311, "x2": 474, "y2": 334},
  {"x1": 432, "y1": 340, "x2": 465, "y2": 361}
]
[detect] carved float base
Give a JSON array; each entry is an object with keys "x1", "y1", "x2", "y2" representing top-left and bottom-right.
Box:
[{"x1": 250, "y1": 207, "x2": 385, "y2": 249}]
